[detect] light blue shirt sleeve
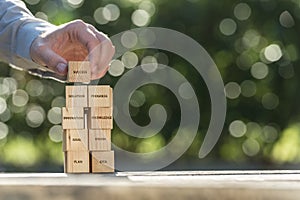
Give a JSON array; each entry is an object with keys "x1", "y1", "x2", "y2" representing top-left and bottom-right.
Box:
[{"x1": 0, "y1": 0, "x2": 64, "y2": 81}]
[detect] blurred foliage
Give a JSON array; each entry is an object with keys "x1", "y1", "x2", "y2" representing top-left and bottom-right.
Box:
[{"x1": 2, "y1": 0, "x2": 300, "y2": 171}]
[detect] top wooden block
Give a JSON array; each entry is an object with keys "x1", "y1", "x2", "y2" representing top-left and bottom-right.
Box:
[{"x1": 68, "y1": 61, "x2": 91, "y2": 83}]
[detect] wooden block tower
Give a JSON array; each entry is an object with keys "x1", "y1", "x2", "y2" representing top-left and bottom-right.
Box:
[{"x1": 62, "y1": 61, "x2": 114, "y2": 173}]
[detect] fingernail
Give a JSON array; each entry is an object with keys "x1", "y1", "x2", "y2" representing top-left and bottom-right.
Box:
[{"x1": 57, "y1": 63, "x2": 67, "y2": 73}]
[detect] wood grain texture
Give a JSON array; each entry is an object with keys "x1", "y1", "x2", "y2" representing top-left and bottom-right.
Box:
[
  {"x1": 63, "y1": 129, "x2": 88, "y2": 151},
  {"x1": 89, "y1": 129, "x2": 111, "y2": 151},
  {"x1": 62, "y1": 107, "x2": 84, "y2": 129},
  {"x1": 65, "y1": 85, "x2": 88, "y2": 107},
  {"x1": 2, "y1": 171, "x2": 300, "y2": 200},
  {"x1": 67, "y1": 61, "x2": 91, "y2": 83},
  {"x1": 89, "y1": 107, "x2": 113, "y2": 129},
  {"x1": 88, "y1": 85, "x2": 112, "y2": 107},
  {"x1": 91, "y1": 151, "x2": 114, "y2": 173},
  {"x1": 64, "y1": 151, "x2": 89, "y2": 173}
]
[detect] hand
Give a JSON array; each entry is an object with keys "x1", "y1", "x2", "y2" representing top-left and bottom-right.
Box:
[{"x1": 30, "y1": 20, "x2": 115, "y2": 80}]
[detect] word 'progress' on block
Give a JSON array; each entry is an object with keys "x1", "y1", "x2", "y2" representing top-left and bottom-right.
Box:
[{"x1": 62, "y1": 61, "x2": 114, "y2": 173}]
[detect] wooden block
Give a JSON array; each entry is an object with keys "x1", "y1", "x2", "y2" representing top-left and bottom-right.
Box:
[
  {"x1": 65, "y1": 85, "x2": 88, "y2": 107},
  {"x1": 91, "y1": 151, "x2": 114, "y2": 173},
  {"x1": 62, "y1": 107, "x2": 84, "y2": 129},
  {"x1": 68, "y1": 61, "x2": 91, "y2": 83},
  {"x1": 64, "y1": 151, "x2": 89, "y2": 173},
  {"x1": 89, "y1": 129, "x2": 111, "y2": 151},
  {"x1": 88, "y1": 85, "x2": 112, "y2": 107},
  {"x1": 63, "y1": 129, "x2": 88, "y2": 151},
  {"x1": 89, "y1": 107, "x2": 113, "y2": 129}
]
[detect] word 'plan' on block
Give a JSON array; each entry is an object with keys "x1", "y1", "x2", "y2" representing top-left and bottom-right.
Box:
[
  {"x1": 64, "y1": 151, "x2": 89, "y2": 173},
  {"x1": 68, "y1": 61, "x2": 91, "y2": 83}
]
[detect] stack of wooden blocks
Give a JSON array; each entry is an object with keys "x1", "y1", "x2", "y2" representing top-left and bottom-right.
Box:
[{"x1": 62, "y1": 61, "x2": 114, "y2": 173}]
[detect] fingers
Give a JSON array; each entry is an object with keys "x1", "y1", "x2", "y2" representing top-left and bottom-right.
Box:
[
  {"x1": 30, "y1": 37, "x2": 68, "y2": 75},
  {"x1": 39, "y1": 48, "x2": 68, "y2": 75},
  {"x1": 64, "y1": 20, "x2": 114, "y2": 79},
  {"x1": 92, "y1": 65, "x2": 110, "y2": 80},
  {"x1": 30, "y1": 20, "x2": 115, "y2": 79},
  {"x1": 73, "y1": 22, "x2": 101, "y2": 53},
  {"x1": 87, "y1": 25, "x2": 115, "y2": 80}
]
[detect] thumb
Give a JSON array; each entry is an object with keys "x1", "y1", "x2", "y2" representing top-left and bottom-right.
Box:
[
  {"x1": 40, "y1": 48, "x2": 68, "y2": 75},
  {"x1": 31, "y1": 43, "x2": 68, "y2": 75}
]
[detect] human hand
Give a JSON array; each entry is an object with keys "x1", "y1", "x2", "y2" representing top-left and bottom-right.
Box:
[{"x1": 30, "y1": 20, "x2": 115, "y2": 80}]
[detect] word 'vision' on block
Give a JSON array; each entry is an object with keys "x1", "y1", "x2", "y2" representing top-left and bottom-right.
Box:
[{"x1": 89, "y1": 129, "x2": 111, "y2": 151}]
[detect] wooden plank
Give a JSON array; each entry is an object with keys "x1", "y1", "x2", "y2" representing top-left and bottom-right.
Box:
[
  {"x1": 88, "y1": 85, "x2": 112, "y2": 107},
  {"x1": 89, "y1": 129, "x2": 111, "y2": 151},
  {"x1": 63, "y1": 129, "x2": 88, "y2": 151},
  {"x1": 0, "y1": 170, "x2": 300, "y2": 200},
  {"x1": 89, "y1": 107, "x2": 113, "y2": 129},
  {"x1": 67, "y1": 61, "x2": 91, "y2": 83},
  {"x1": 2, "y1": 171, "x2": 300, "y2": 200},
  {"x1": 91, "y1": 151, "x2": 114, "y2": 173},
  {"x1": 62, "y1": 107, "x2": 84, "y2": 129},
  {"x1": 64, "y1": 151, "x2": 89, "y2": 173},
  {"x1": 65, "y1": 85, "x2": 88, "y2": 107}
]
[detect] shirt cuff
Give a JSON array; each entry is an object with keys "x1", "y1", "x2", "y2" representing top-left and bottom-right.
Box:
[{"x1": 15, "y1": 19, "x2": 56, "y2": 61}]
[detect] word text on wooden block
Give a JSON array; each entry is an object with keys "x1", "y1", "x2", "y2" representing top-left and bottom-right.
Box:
[
  {"x1": 63, "y1": 129, "x2": 88, "y2": 151},
  {"x1": 64, "y1": 151, "x2": 89, "y2": 173},
  {"x1": 68, "y1": 61, "x2": 91, "y2": 83},
  {"x1": 62, "y1": 107, "x2": 84, "y2": 129},
  {"x1": 91, "y1": 151, "x2": 114, "y2": 173},
  {"x1": 89, "y1": 107, "x2": 113, "y2": 129},
  {"x1": 88, "y1": 85, "x2": 112, "y2": 107},
  {"x1": 89, "y1": 129, "x2": 111, "y2": 151},
  {"x1": 65, "y1": 85, "x2": 88, "y2": 107}
]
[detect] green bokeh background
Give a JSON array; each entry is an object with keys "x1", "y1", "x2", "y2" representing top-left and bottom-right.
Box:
[{"x1": 1, "y1": 0, "x2": 300, "y2": 171}]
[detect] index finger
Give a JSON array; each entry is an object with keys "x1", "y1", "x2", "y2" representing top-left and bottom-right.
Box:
[{"x1": 86, "y1": 25, "x2": 115, "y2": 80}]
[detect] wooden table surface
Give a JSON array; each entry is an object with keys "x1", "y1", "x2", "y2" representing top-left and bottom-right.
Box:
[{"x1": 0, "y1": 170, "x2": 300, "y2": 200}]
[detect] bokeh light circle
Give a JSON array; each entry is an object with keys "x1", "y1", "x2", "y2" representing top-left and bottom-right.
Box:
[
  {"x1": 219, "y1": 18, "x2": 237, "y2": 36},
  {"x1": 132, "y1": 9, "x2": 150, "y2": 27}
]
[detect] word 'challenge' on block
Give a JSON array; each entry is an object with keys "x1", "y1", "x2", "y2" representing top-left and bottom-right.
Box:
[{"x1": 62, "y1": 61, "x2": 114, "y2": 173}]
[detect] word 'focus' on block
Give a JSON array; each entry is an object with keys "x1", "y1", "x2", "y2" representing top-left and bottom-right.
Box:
[
  {"x1": 65, "y1": 85, "x2": 88, "y2": 107},
  {"x1": 63, "y1": 129, "x2": 88, "y2": 151},
  {"x1": 91, "y1": 151, "x2": 114, "y2": 173},
  {"x1": 64, "y1": 151, "x2": 89, "y2": 173},
  {"x1": 88, "y1": 85, "x2": 112, "y2": 107},
  {"x1": 62, "y1": 107, "x2": 84, "y2": 129},
  {"x1": 68, "y1": 61, "x2": 91, "y2": 83}
]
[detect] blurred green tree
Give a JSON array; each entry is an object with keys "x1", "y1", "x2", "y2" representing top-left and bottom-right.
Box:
[{"x1": 1, "y1": 0, "x2": 300, "y2": 171}]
